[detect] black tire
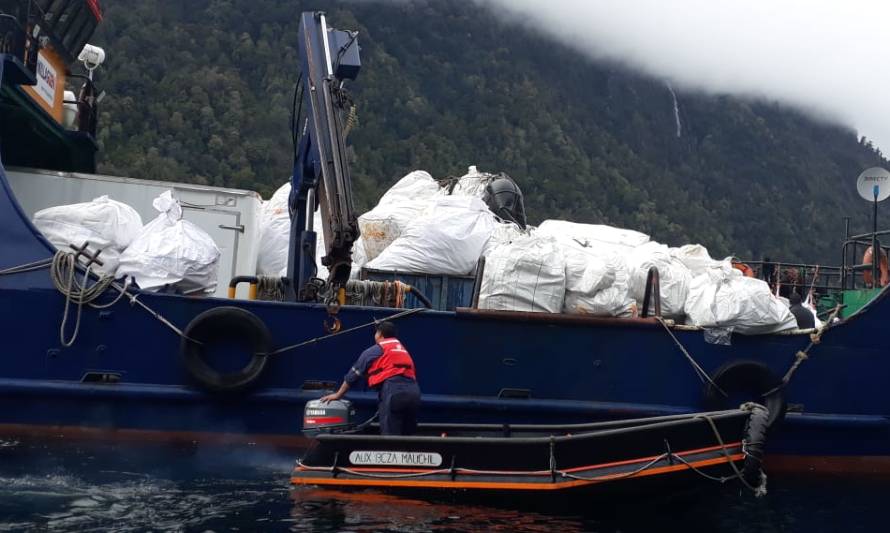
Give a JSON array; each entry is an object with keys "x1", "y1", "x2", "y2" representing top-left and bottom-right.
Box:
[
  {"x1": 703, "y1": 360, "x2": 786, "y2": 427},
  {"x1": 181, "y1": 306, "x2": 271, "y2": 392},
  {"x1": 741, "y1": 403, "x2": 769, "y2": 489}
]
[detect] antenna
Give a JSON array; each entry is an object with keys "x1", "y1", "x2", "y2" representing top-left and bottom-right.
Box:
[
  {"x1": 856, "y1": 167, "x2": 890, "y2": 286},
  {"x1": 856, "y1": 167, "x2": 890, "y2": 203}
]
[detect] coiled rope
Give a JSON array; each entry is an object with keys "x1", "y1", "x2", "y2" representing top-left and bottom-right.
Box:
[{"x1": 49, "y1": 252, "x2": 123, "y2": 346}]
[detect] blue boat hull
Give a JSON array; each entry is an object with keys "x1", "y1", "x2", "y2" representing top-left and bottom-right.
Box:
[{"x1": 1, "y1": 158, "x2": 889, "y2": 473}]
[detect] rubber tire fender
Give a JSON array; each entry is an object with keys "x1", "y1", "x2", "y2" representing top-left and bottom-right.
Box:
[
  {"x1": 703, "y1": 360, "x2": 787, "y2": 428},
  {"x1": 741, "y1": 403, "x2": 770, "y2": 489},
  {"x1": 181, "y1": 306, "x2": 271, "y2": 392}
]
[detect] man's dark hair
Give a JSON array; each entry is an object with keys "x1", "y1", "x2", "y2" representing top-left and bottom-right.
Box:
[
  {"x1": 376, "y1": 321, "x2": 398, "y2": 338},
  {"x1": 789, "y1": 292, "x2": 802, "y2": 305}
]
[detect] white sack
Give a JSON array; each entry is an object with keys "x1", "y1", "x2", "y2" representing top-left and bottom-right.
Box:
[
  {"x1": 350, "y1": 236, "x2": 368, "y2": 280},
  {"x1": 117, "y1": 191, "x2": 220, "y2": 293},
  {"x1": 366, "y1": 195, "x2": 495, "y2": 275},
  {"x1": 482, "y1": 221, "x2": 526, "y2": 257},
  {"x1": 257, "y1": 183, "x2": 291, "y2": 276},
  {"x1": 537, "y1": 220, "x2": 640, "y2": 317},
  {"x1": 538, "y1": 219, "x2": 650, "y2": 252},
  {"x1": 479, "y1": 233, "x2": 567, "y2": 313},
  {"x1": 560, "y1": 243, "x2": 622, "y2": 315},
  {"x1": 358, "y1": 170, "x2": 441, "y2": 261},
  {"x1": 450, "y1": 165, "x2": 494, "y2": 198},
  {"x1": 684, "y1": 265, "x2": 797, "y2": 334},
  {"x1": 670, "y1": 244, "x2": 725, "y2": 276},
  {"x1": 563, "y1": 253, "x2": 636, "y2": 317},
  {"x1": 33, "y1": 195, "x2": 143, "y2": 275},
  {"x1": 561, "y1": 241, "x2": 614, "y2": 296},
  {"x1": 627, "y1": 241, "x2": 691, "y2": 318},
  {"x1": 257, "y1": 182, "x2": 328, "y2": 279}
]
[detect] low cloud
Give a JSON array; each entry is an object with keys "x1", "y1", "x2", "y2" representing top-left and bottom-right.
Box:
[{"x1": 479, "y1": 0, "x2": 890, "y2": 154}]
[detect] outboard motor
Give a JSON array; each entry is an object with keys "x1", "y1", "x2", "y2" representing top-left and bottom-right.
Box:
[
  {"x1": 483, "y1": 174, "x2": 527, "y2": 229},
  {"x1": 302, "y1": 399, "x2": 356, "y2": 436}
]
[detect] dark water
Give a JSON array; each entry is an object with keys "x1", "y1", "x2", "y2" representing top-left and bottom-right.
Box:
[{"x1": 0, "y1": 436, "x2": 885, "y2": 532}]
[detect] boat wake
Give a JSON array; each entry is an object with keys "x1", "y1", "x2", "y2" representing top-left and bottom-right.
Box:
[{"x1": 0, "y1": 471, "x2": 288, "y2": 532}]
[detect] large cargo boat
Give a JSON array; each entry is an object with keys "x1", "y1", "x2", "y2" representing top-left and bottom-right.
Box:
[{"x1": 1, "y1": 4, "x2": 888, "y2": 474}]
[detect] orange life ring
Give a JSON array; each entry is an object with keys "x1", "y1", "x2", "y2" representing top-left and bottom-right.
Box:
[{"x1": 862, "y1": 246, "x2": 889, "y2": 287}]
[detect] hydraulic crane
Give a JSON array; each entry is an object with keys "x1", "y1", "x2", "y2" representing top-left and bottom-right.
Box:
[{"x1": 287, "y1": 12, "x2": 362, "y2": 305}]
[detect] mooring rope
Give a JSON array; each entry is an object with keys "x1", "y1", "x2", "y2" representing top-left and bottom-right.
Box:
[
  {"x1": 695, "y1": 411, "x2": 767, "y2": 497},
  {"x1": 0, "y1": 257, "x2": 53, "y2": 276},
  {"x1": 267, "y1": 307, "x2": 426, "y2": 356},
  {"x1": 656, "y1": 317, "x2": 728, "y2": 398},
  {"x1": 763, "y1": 304, "x2": 843, "y2": 397}
]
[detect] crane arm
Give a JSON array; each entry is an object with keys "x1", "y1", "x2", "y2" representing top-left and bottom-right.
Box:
[{"x1": 287, "y1": 11, "x2": 361, "y2": 301}]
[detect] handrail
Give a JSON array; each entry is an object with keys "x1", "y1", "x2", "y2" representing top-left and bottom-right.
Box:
[{"x1": 640, "y1": 266, "x2": 661, "y2": 318}]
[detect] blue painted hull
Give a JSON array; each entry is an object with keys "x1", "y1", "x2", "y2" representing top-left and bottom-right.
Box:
[{"x1": 1, "y1": 158, "x2": 888, "y2": 470}]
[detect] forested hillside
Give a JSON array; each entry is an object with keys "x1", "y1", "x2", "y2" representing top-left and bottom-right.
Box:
[{"x1": 90, "y1": 0, "x2": 888, "y2": 263}]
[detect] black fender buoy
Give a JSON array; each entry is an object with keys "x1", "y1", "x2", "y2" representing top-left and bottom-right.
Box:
[
  {"x1": 703, "y1": 360, "x2": 786, "y2": 427},
  {"x1": 740, "y1": 402, "x2": 769, "y2": 490},
  {"x1": 181, "y1": 306, "x2": 271, "y2": 392}
]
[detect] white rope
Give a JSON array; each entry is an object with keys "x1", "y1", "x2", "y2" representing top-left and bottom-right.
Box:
[{"x1": 50, "y1": 252, "x2": 115, "y2": 347}]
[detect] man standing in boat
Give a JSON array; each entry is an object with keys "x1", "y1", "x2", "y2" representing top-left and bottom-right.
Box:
[{"x1": 320, "y1": 321, "x2": 421, "y2": 435}]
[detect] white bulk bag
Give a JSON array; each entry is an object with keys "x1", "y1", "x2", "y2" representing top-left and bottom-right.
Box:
[
  {"x1": 450, "y1": 165, "x2": 494, "y2": 198},
  {"x1": 684, "y1": 266, "x2": 797, "y2": 334},
  {"x1": 670, "y1": 244, "x2": 725, "y2": 276},
  {"x1": 256, "y1": 183, "x2": 291, "y2": 276},
  {"x1": 257, "y1": 182, "x2": 329, "y2": 279},
  {"x1": 350, "y1": 235, "x2": 368, "y2": 279},
  {"x1": 561, "y1": 241, "x2": 614, "y2": 296},
  {"x1": 563, "y1": 253, "x2": 636, "y2": 317},
  {"x1": 32, "y1": 195, "x2": 143, "y2": 275},
  {"x1": 358, "y1": 170, "x2": 441, "y2": 261},
  {"x1": 482, "y1": 220, "x2": 526, "y2": 257},
  {"x1": 626, "y1": 241, "x2": 691, "y2": 318},
  {"x1": 538, "y1": 220, "x2": 650, "y2": 252},
  {"x1": 366, "y1": 195, "x2": 495, "y2": 275},
  {"x1": 117, "y1": 191, "x2": 220, "y2": 293},
  {"x1": 479, "y1": 233, "x2": 567, "y2": 313}
]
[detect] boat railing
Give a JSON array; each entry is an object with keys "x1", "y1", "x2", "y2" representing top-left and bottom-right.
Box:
[
  {"x1": 740, "y1": 260, "x2": 845, "y2": 295},
  {"x1": 841, "y1": 236, "x2": 890, "y2": 291}
]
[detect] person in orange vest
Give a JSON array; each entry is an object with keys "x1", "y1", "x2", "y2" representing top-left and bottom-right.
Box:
[{"x1": 320, "y1": 321, "x2": 421, "y2": 435}]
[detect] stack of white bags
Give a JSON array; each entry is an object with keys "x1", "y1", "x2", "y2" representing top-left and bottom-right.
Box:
[
  {"x1": 33, "y1": 195, "x2": 144, "y2": 276},
  {"x1": 311, "y1": 167, "x2": 798, "y2": 334},
  {"x1": 31, "y1": 165, "x2": 800, "y2": 334},
  {"x1": 33, "y1": 191, "x2": 221, "y2": 294}
]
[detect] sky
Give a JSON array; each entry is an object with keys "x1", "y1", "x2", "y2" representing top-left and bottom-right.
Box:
[{"x1": 478, "y1": 0, "x2": 890, "y2": 155}]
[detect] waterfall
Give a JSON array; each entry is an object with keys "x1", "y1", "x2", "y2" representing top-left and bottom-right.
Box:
[{"x1": 667, "y1": 83, "x2": 682, "y2": 138}]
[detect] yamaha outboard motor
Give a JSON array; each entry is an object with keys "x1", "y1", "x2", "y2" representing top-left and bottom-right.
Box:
[
  {"x1": 302, "y1": 399, "x2": 356, "y2": 436},
  {"x1": 483, "y1": 174, "x2": 527, "y2": 229}
]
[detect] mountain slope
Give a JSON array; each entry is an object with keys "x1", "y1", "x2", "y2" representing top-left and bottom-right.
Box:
[{"x1": 91, "y1": 0, "x2": 887, "y2": 263}]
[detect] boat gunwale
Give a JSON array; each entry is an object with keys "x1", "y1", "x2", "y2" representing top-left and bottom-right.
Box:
[{"x1": 311, "y1": 409, "x2": 748, "y2": 446}]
